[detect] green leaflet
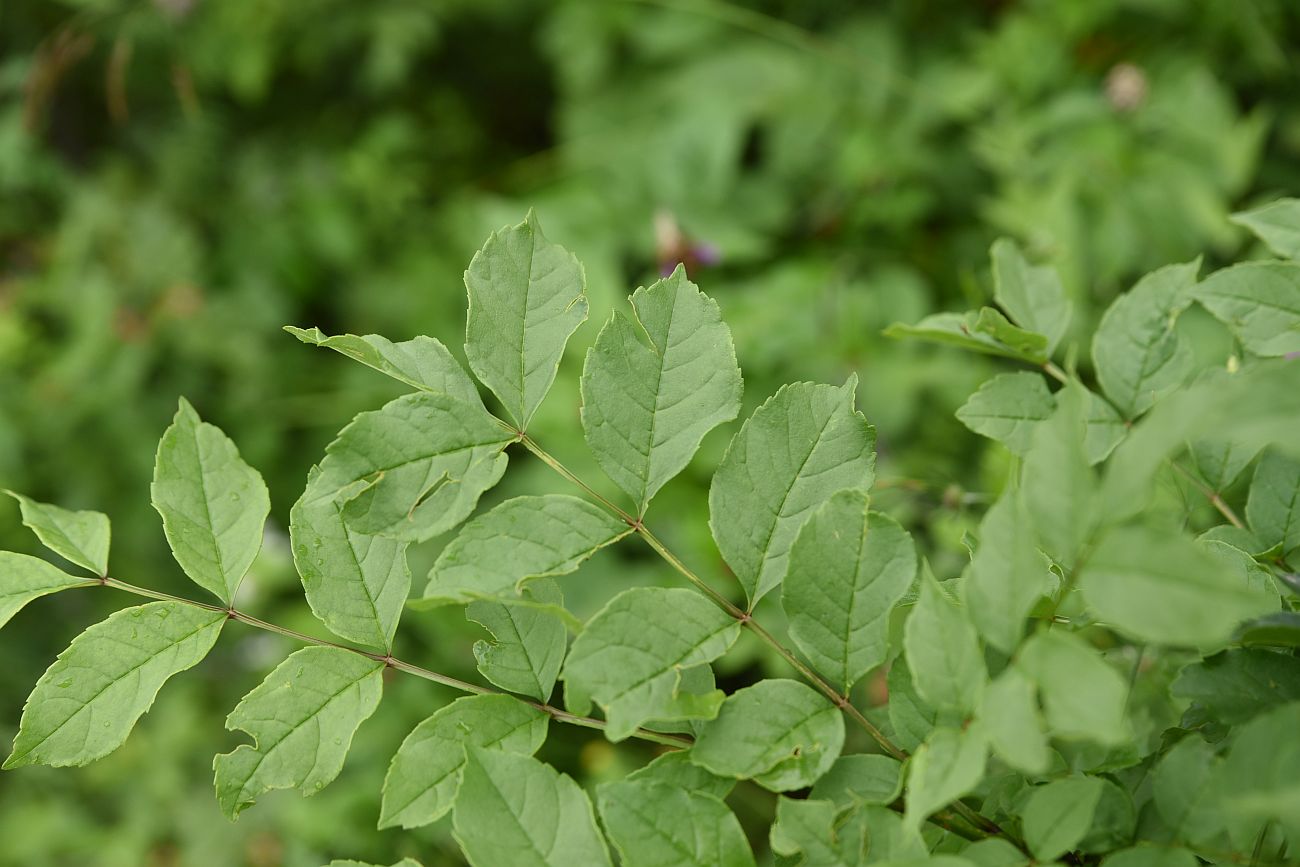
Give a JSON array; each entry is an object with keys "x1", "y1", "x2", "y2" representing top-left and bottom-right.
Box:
[
  {"x1": 597, "y1": 778, "x2": 756, "y2": 867},
  {"x1": 1016, "y1": 630, "x2": 1130, "y2": 746},
  {"x1": 710, "y1": 378, "x2": 876, "y2": 607},
  {"x1": 151, "y1": 399, "x2": 270, "y2": 604},
  {"x1": 962, "y1": 488, "x2": 1050, "y2": 654},
  {"x1": 1022, "y1": 381, "x2": 1096, "y2": 568},
  {"x1": 312, "y1": 392, "x2": 511, "y2": 542},
  {"x1": 810, "y1": 753, "x2": 904, "y2": 807},
  {"x1": 1193, "y1": 261, "x2": 1300, "y2": 357},
  {"x1": 961, "y1": 838, "x2": 1031, "y2": 867},
  {"x1": 1231, "y1": 198, "x2": 1300, "y2": 259},
  {"x1": 5, "y1": 490, "x2": 111, "y2": 577},
  {"x1": 1153, "y1": 737, "x2": 1224, "y2": 845},
  {"x1": 1234, "y1": 611, "x2": 1300, "y2": 648},
  {"x1": 0, "y1": 552, "x2": 97, "y2": 630},
  {"x1": 1084, "y1": 390, "x2": 1128, "y2": 465},
  {"x1": 1171, "y1": 648, "x2": 1300, "y2": 726},
  {"x1": 1080, "y1": 527, "x2": 1276, "y2": 647},
  {"x1": 1092, "y1": 260, "x2": 1198, "y2": 418},
  {"x1": 1246, "y1": 449, "x2": 1300, "y2": 560},
  {"x1": 991, "y1": 238, "x2": 1070, "y2": 355},
  {"x1": 972, "y1": 307, "x2": 1049, "y2": 365},
  {"x1": 1190, "y1": 437, "x2": 1261, "y2": 492},
  {"x1": 1100, "y1": 849, "x2": 1198, "y2": 867},
  {"x1": 903, "y1": 724, "x2": 988, "y2": 830},
  {"x1": 291, "y1": 467, "x2": 411, "y2": 651},
  {"x1": 886, "y1": 657, "x2": 944, "y2": 753},
  {"x1": 689, "y1": 679, "x2": 845, "y2": 792},
  {"x1": 1021, "y1": 776, "x2": 1104, "y2": 861},
  {"x1": 285, "y1": 326, "x2": 483, "y2": 406},
  {"x1": 955, "y1": 372, "x2": 1053, "y2": 457},
  {"x1": 782, "y1": 491, "x2": 916, "y2": 692},
  {"x1": 885, "y1": 312, "x2": 1044, "y2": 361},
  {"x1": 769, "y1": 797, "x2": 869, "y2": 866},
  {"x1": 325, "y1": 860, "x2": 423, "y2": 867},
  {"x1": 1218, "y1": 704, "x2": 1300, "y2": 846},
  {"x1": 214, "y1": 646, "x2": 384, "y2": 819},
  {"x1": 5, "y1": 602, "x2": 225, "y2": 768},
  {"x1": 463, "y1": 211, "x2": 588, "y2": 430},
  {"x1": 581, "y1": 265, "x2": 742, "y2": 514},
  {"x1": 976, "y1": 667, "x2": 1050, "y2": 775},
  {"x1": 422, "y1": 495, "x2": 629, "y2": 606},
  {"x1": 452, "y1": 748, "x2": 611, "y2": 867},
  {"x1": 467, "y1": 579, "x2": 567, "y2": 702},
  {"x1": 627, "y1": 751, "x2": 735, "y2": 800},
  {"x1": 903, "y1": 570, "x2": 986, "y2": 715},
  {"x1": 379, "y1": 694, "x2": 548, "y2": 830},
  {"x1": 561, "y1": 587, "x2": 738, "y2": 741}
]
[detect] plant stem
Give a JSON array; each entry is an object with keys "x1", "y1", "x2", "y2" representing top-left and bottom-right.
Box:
[
  {"x1": 1042, "y1": 361, "x2": 1070, "y2": 384},
  {"x1": 1169, "y1": 460, "x2": 1246, "y2": 529},
  {"x1": 99, "y1": 577, "x2": 690, "y2": 749},
  {"x1": 517, "y1": 436, "x2": 1019, "y2": 847}
]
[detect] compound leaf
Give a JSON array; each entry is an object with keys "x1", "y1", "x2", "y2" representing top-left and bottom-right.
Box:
[
  {"x1": 467, "y1": 579, "x2": 567, "y2": 702},
  {"x1": 379, "y1": 694, "x2": 548, "y2": 830},
  {"x1": 464, "y1": 211, "x2": 588, "y2": 430},
  {"x1": 597, "y1": 778, "x2": 755, "y2": 867},
  {"x1": 152, "y1": 399, "x2": 269, "y2": 604},
  {"x1": 214, "y1": 646, "x2": 384, "y2": 819},
  {"x1": 690, "y1": 679, "x2": 844, "y2": 792},
  {"x1": 0, "y1": 552, "x2": 97, "y2": 630},
  {"x1": 1246, "y1": 449, "x2": 1300, "y2": 561},
  {"x1": 903, "y1": 570, "x2": 986, "y2": 715},
  {"x1": 581, "y1": 265, "x2": 742, "y2": 514},
  {"x1": 1081, "y1": 527, "x2": 1275, "y2": 646},
  {"x1": 1193, "y1": 261, "x2": 1300, "y2": 357},
  {"x1": 285, "y1": 326, "x2": 482, "y2": 405},
  {"x1": 423, "y1": 495, "x2": 628, "y2": 605},
  {"x1": 1016, "y1": 631, "x2": 1129, "y2": 746},
  {"x1": 452, "y1": 748, "x2": 611, "y2": 867},
  {"x1": 5, "y1": 602, "x2": 225, "y2": 768},
  {"x1": 991, "y1": 238, "x2": 1070, "y2": 355},
  {"x1": 903, "y1": 725, "x2": 988, "y2": 830},
  {"x1": 1092, "y1": 261, "x2": 1198, "y2": 418},
  {"x1": 1231, "y1": 198, "x2": 1300, "y2": 259},
  {"x1": 5, "y1": 490, "x2": 110, "y2": 577},
  {"x1": 963, "y1": 487, "x2": 1050, "y2": 654},
  {"x1": 312, "y1": 392, "x2": 511, "y2": 542},
  {"x1": 291, "y1": 467, "x2": 410, "y2": 651},
  {"x1": 710, "y1": 378, "x2": 876, "y2": 608},
  {"x1": 783, "y1": 491, "x2": 915, "y2": 693},
  {"x1": 1022, "y1": 777, "x2": 1104, "y2": 861},
  {"x1": 562, "y1": 587, "x2": 738, "y2": 741},
  {"x1": 955, "y1": 372, "x2": 1054, "y2": 457}
]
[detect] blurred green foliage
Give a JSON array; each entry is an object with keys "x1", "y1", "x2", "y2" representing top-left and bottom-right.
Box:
[{"x1": 1, "y1": 0, "x2": 1296, "y2": 864}]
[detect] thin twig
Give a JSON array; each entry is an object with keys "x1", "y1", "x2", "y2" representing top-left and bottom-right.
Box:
[{"x1": 1169, "y1": 460, "x2": 1246, "y2": 529}]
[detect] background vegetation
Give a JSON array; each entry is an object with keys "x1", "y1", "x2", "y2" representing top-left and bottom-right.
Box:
[{"x1": 1, "y1": 1, "x2": 1297, "y2": 865}]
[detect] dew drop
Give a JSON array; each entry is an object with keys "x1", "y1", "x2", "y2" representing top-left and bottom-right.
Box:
[
  {"x1": 333, "y1": 737, "x2": 342, "y2": 745},
  {"x1": 57, "y1": 679, "x2": 72, "y2": 689},
  {"x1": 231, "y1": 492, "x2": 241, "y2": 502},
  {"x1": 130, "y1": 609, "x2": 143, "y2": 618},
  {"x1": 102, "y1": 721, "x2": 111, "y2": 728},
  {"x1": 295, "y1": 667, "x2": 304, "y2": 677},
  {"x1": 157, "y1": 607, "x2": 170, "y2": 619}
]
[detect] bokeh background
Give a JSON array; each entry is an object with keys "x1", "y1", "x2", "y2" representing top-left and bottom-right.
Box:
[{"x1": 1, "y1": 1, "x2": 1297, "y2": 865}]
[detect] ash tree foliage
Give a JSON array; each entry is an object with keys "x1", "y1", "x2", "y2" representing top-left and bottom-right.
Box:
[{"x1": 3, "y1": 203, "x2": 1300, "y2": 867}]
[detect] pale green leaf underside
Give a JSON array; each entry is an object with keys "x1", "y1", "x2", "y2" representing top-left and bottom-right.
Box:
[
  {"x1": 709, "y1": 378, "x2": 876, "y2": 608},
  {"x1": 152, "y1": 399, "x2": 270, "y2": 604},
  {"x1": 1193, "y1": 261, "x2": 1300, "y2": 357},
  {"x1": 1092, "y1": 261, "x2": 1198, "y2": 419},
  {"x1": 769, "y1": 797, "x2": 870, "y2": 865},
  {"x1": 379, "y1": 694, "x2": 548, "y2": 830},
  {"x1": 1081, "y1": 527, "x2": 1275, "y2": 646},
  {"x1": 627, "y1": 751, "x2": 735, "y2": 800},
  {"x1": 581, "y1": 265, "x2": 742, "y2": 514},
  {"x1": 214, "y1": 646, "x2": 384, "y2": 819},
  {"x1": 453, "y1": 748, "x2": 611, "y2": 867},
  {"x1": 313, "y1": 392, "x2": 511, "y2": 542},
  {"x1": 903, "y1": 725, "x2": 988, "y2": 829},
  {"x1": 903, "y1": 572, "x2": 986, "y2": 715},
  {"x1": 423, "y1": 495, "x2": 628, "y2": 605},
  {"x1": 977, "y1": 667, "x2": 1050, "y2": 775},
  {"x1": 464, "y1": 211, "x2": 588, "y2": 430},
  {"x1": 562, "y1": 587, "x2": 739, "y2": 741},
  {"x1": 5, "y1": 602, "x2": 225, "y2": 768},
  {"x1": 963, "y1": 488, "x2": 1050, "y2": 654},
  {"x1": 1153, "y1": 736, "x2": 1224, "y2": 845},
  {"x1": 1246, "y1": 450, "x2": 1300, "y2": 559},
  {"x1": 810, "y1": 753, "x2": 904, "y2": 807},
  {"x1": 468, "y1": 579, "x2": 567, "y2": 702},
  {"x1": 598, "y1": 779, "x2": 756, "y2": 867},
  {"x1": 885, "y1": 312, "x2": 1044, "y2": 362},
  {"x1": 0, "y1": 552, "x2": 97, "y2": 630},
  {"x1": 782, "y1": 490, "x2": 915, "y2": 692},
  {"x1": 955, "y1": 372, "x2": 1053, "y2": 457},
  {"x1": 1022, "y1": 382, "x2": 1096, "y2": 567},
  {"x1": 991, "y1": 238, "x2": 1071, "y2": 355},
  {"x1": 1231, "y1": 198, "x2": 1300, "y2": 259},
  {"x1": 690, "y1": 679, "x2": 844, "y2": 792},
  {"x1": 1022, "y1": 777, "x2": 1104, "y2": 861},
  {"x1": 1016, "y1": 630, "x2": 1129, "y2": 746},
  {"x1": 975, "y1": 306, "x2": 1049, "y2": 363},
  {"x1": 5, "y1": 490, "x2": 110, "y2": 577},
  {"x1": 291, "y1": 467, "x2": 411, "y2": 651},
  {"x1": 285, "y1": 326, "x2": 483, "y2": 406}
]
